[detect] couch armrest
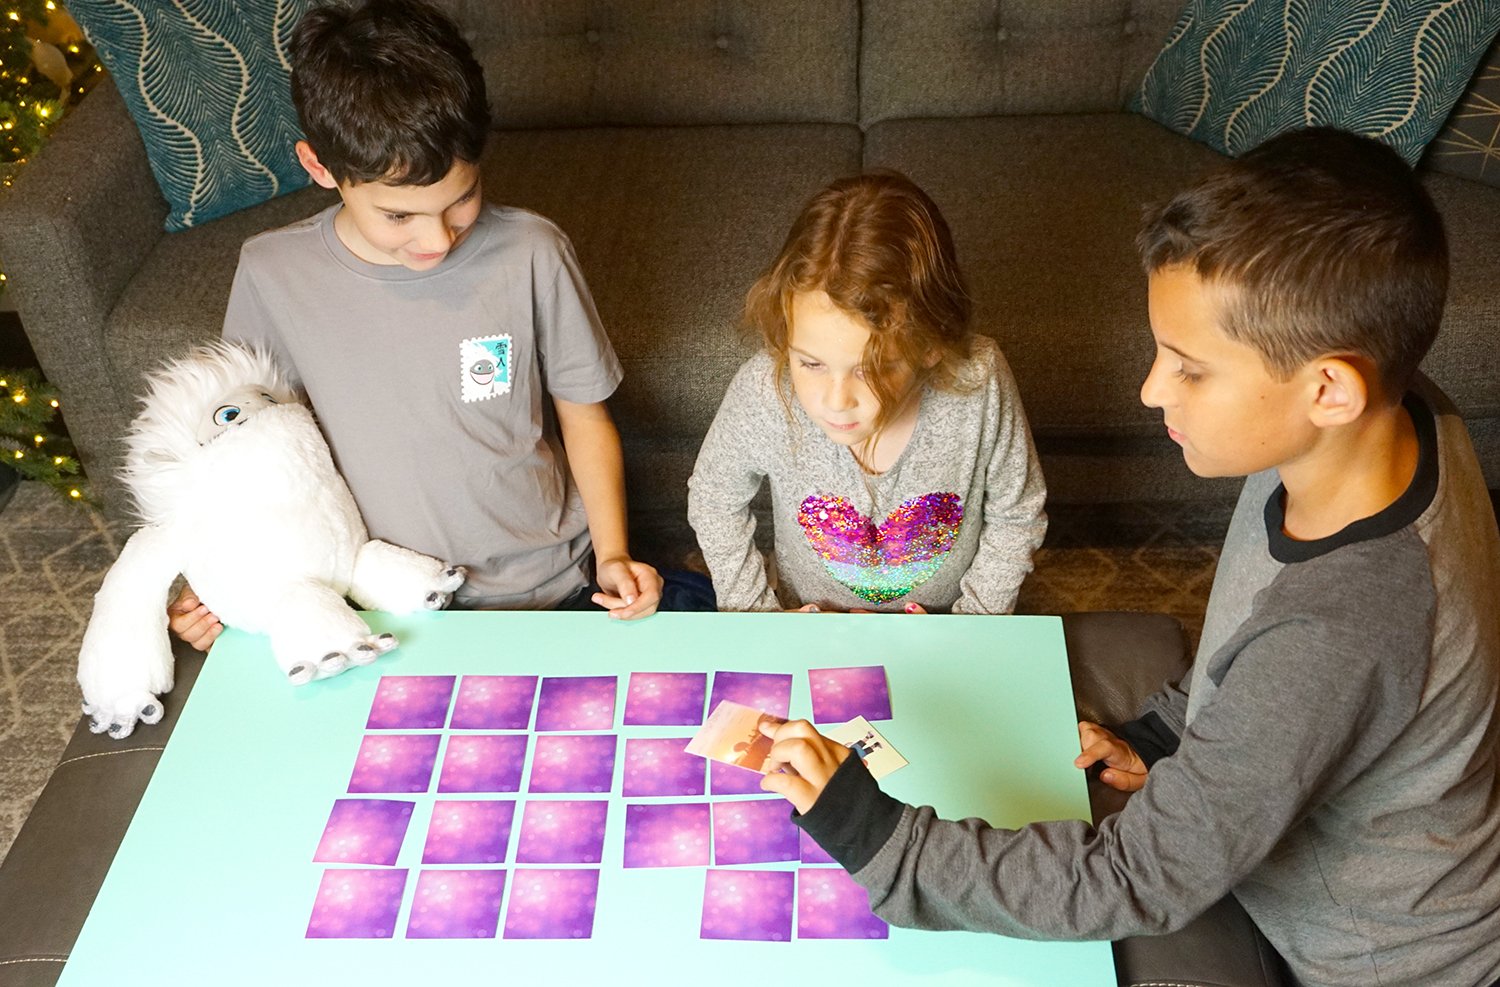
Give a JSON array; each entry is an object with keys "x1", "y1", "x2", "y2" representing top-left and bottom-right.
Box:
[
  {"x1": 0, "y1": 78, "x2": 167, "y2": 510},
  {"x1": 0, "y1": 644, "x2": 202, "y2": 987}
]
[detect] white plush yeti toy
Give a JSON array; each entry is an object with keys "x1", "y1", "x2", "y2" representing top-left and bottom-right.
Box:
[{"x1": 78, "y1": 342, "x2": 466, "y2": 738}]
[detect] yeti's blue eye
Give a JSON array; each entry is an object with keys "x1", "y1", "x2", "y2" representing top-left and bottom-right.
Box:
[{"x1": 213, "y1": 406, "x2": 242, "y2": 426}]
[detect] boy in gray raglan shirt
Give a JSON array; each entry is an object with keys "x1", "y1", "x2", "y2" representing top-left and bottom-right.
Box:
[{"x1": 757, "y1": 129, "x2": 1500, "y2": 986}]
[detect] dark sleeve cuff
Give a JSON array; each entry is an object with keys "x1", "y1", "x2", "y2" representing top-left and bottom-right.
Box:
[
  {"x1": 1111, "y1": 710, "x2": 1180, "y2": 768},
  {"x1": 792, "y1": 752, "x2": 906, "y2": 873}
]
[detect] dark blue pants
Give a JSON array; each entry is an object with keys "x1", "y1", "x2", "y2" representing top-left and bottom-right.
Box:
[{"x1": 556, "y1": 568, "x2": 716, "y2": 613}]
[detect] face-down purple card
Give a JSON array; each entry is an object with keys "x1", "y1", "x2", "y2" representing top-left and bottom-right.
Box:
[
  {"x1": 436, "y1": 733, "x2": 529, "y2": 793},
  {"x1": 503, "y1": 868, "x2": 600, "y2": 939},
  {"x1": 450, "y1": 674, "x2": 538, "y2": 730},
  {"x1": 807, "y1": 664, "x2": 892, "y2": 723},
  {"x1": 623, "y1": 671, "x2": 708, "y2": 726},
  {"x1": 306, "y1": 868, "x2": 408, "y2": 939},
  {"x1": 709, "y1": 671, "x2": 793, "y2": 719},
  {"x1": 422, "y1": 799, "x2": 516, "y2": 864},
  {"x1": 622, "y1": 802, "x2": 711, "y2": 869},
  {"x1": 365, "y1": 675, "x2": 456, "y2": 730},
  {"x1": 515, "y1": 799, "x2": 609, "y2": 864},
  {"x1": 622, "y1": 737, "x2": 705, "y2": 797},
  {"x1": 712, "y1": 798, "x2": 799, "y2": 865},
  {"x1": 313, "y1": 798, "x2": 415, "y2": 866},
  {"x1": 700, "y1": 869, "x2": 794, "y2": 942},
  {"x1": 406, "y1": 869, "x2": 508, "y2": 940},
  {"x1": 535, "y1": 675, "x2": 618, "y2": 731},
  {"x1": 797, "y1": 868, "x2": 889, "y2": 939},
  {"x1": 347, "y1": 734, "x2": 442, "y2": 794},
  {"x1": 528, "y1": 734, "x2": 618, "y2": 793}
]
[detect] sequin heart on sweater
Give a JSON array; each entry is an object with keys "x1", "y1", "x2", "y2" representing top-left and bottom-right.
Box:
[{"x1": 797, "y1": 492, "x2": 964, "y2": 604}]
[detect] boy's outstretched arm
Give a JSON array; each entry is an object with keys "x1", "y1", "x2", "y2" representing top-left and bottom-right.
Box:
[{"x1": 552, "y1": 396, "x2": 663, "y2": 619}]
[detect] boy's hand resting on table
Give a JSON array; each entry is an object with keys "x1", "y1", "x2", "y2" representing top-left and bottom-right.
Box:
[
  {"x1": 1075, "y1": 721, "x2": 1148, "y2": 792},
  {"x1": 758, "y1": 719, "x2": 851, "y2": 815},
  {"x1": 591, "y1": 556, "x2": 663, "y2": 620},
  {"x1": 168, "y1": 583, "x2": 222, "y2": 652}
]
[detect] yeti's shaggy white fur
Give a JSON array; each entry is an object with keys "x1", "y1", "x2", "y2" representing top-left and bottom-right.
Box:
[{"x1": 77, "y1": 342, "x2": 466, "y2": 738}]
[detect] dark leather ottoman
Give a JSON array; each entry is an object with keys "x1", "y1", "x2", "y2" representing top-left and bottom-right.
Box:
[{"x1": 0, "y1": 616, "x2": 1289, "y2": 986}]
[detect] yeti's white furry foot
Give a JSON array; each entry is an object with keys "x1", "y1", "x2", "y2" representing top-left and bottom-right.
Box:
[
  {"x1": 424, "y1": 565, "x2": 468, "y2": 610},
  {"x1": 82, "y1": 694, "x2": 165, "y2": 740},
  {"x1": 349, "y1": 632, "x2": 398, "y2": 666},
  {"x1": 287, "y1": 633, "x2": 399, "y2": 684}
]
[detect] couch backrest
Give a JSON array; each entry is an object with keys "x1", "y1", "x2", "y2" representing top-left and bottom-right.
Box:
[
  {"x1": 435, "y1": 0, "x2": 860, "y2": 128},
  {"x1": 860, "y1": 0, "x2": 1184, "y2": 126}
]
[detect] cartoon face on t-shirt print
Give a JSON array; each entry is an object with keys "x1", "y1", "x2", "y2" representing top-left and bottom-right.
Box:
[{"x1": 460, "y1": 335, "x2": 513, "y2": 403}]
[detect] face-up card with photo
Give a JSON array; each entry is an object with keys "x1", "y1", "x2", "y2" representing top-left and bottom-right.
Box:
[
  {"x1": 683, "y1": 700, "x2": 787, "y2": 774},
  {"x1": 824, "y1": 716, "x2": 908, "y2": 780}
]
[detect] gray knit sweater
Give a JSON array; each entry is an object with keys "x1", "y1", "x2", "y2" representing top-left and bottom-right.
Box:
[
  {"x1": 687, "y1": 336, "x2": 1047, "y2": 613},
  {"x1": 799, "y1": 383, "x2": 1500, "y2": 986}
]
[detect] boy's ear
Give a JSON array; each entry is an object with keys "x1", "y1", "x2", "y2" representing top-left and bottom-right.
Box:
[
  {"x1": 295, "y1": 140, "x2": 340, "y2": 190},
  {"x1": 1306, "y1": 357, "x2": 1370, "y2": 429}
]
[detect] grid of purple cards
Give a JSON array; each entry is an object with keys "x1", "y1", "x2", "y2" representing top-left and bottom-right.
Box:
[{"x1": 309, "y1": 669, "x2": 888, "y2": 941}]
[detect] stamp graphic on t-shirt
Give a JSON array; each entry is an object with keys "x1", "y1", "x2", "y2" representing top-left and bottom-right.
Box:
[{"x1": 460, "y1": 335, "x2": 512, "y2": 403}]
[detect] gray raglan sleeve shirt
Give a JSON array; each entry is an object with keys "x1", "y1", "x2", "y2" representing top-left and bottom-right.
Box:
[{"x1": 798, "y1": 536, "x2": 1433, "y2": 941}]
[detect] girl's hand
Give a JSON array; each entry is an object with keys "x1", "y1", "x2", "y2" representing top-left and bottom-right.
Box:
[
  {"x1": 902, "y1": 602, "x2": 927, "y2": 614},
  {"x1": 1075, "y1": 721, "x2": 1149, "y2": 792},
  {"x1": 758, "y1": 719, "x2": 851, "y2": 814},
  {"x1": 592, "y1": 557, "x2": 663, "y2": 619}
]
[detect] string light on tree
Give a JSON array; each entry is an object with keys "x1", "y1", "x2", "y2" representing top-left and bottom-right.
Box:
[{"x1": 0, "y1": 368, "x2": 88, "y2": 502}]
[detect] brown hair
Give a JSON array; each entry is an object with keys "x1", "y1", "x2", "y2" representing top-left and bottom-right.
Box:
[
  {"x1": 745, "y1": 171, "x2": 974, "y2": 444},
  {"x1": 1137, "y1": 127, "x2": 1447, "y2": 400},
  {"x1": 290, "y1": 0, "x2": 490, "y2": 186}
]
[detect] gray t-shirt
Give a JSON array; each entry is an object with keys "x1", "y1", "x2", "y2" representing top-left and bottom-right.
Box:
[
  {"x1": 224, "y1": 203, "x2": 623, "y2": 608},
  {"x1": 807, "y1": 382, "x2": 1500, "y2": 986},
  {"x1": 687, "y1": 337, "x2": 1047, "y2": 613}
]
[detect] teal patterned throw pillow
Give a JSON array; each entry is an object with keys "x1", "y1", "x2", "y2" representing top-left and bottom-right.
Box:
[
  {"x1": 68, "y1": 0, "x2": 319, "y2": 231},
  {"x1": 1134, "y1": 0, "x2": 1500, "y2": 165}
]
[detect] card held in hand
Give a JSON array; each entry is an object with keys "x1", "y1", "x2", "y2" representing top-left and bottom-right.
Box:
[
  {"x1": 825, "y1": 716, "x2": 908, "y2": 780},
  {"x1": 684, "y1": 700, "x2": 788, "y2": 774}
]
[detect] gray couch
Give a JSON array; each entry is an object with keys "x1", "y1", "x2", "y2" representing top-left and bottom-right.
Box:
[
  {"x1": 4, "y1": 1, "x2": 1495, "y2": 535},
  {"x1": 1, "y1": 2, "x2": 1497, "y2": 985}
]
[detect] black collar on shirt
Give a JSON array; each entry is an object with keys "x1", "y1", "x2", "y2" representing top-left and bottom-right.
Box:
[{"x1": 1263, "y1": 391, "x2": 1439, "y2": 564}]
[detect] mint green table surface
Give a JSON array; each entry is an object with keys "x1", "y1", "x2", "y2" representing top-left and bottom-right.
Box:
[{"x1": 59, "y1": 611, "x2": 1115, "y2": 985}]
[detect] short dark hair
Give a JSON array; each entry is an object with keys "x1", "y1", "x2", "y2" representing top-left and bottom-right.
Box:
[
  {"x1": 290, "y1": 0, "x2": 490, "y2": 186},
  {"x1": 1137, "y1": 127, "x2": 1448, "y2": 399}
]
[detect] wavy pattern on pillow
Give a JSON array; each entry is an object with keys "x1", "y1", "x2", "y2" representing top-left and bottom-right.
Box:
[
  {"x1": 1134, "y1": 0, "x2": 1500, "y2": 165},
  {"x1": 1425, "y1": 34, "x2": 1500, "y2": 185},
  {"x1": 69, "y1": 0, "x2": 317, "y2": 231}
]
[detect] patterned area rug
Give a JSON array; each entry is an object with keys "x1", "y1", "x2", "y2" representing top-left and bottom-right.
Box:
[{"x1": 0, "y1": 482, "x2": 1231, "y2": 862}]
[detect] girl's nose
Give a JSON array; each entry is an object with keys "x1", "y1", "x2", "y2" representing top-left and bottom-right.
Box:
[{"x1": 827, "y1": 376, "x2": 857, "y2": 411}]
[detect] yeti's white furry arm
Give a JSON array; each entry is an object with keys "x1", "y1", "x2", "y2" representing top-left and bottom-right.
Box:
[
  {"x1": 76, "y1": 341, "x2": 469, "y2": 739},
  {"x1": 77, "y1": 523, "x2": 182, "y2": 738}
]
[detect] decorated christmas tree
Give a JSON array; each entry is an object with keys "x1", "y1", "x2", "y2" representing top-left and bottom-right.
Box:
[
  {"x1": 0, "y1": 367, "x2": 87, "y2": 501},
  {"x1": 1, "y1": 1, "x2": 99, "y2": 503}
]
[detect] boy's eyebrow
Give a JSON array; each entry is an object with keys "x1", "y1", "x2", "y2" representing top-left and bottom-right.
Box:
[
  {"x1": 377, "y1": 179, "x2": 481, "y2": 215},
  {"x1": 1160, "y1": 340, "x2": 1205, "y2": 364}
]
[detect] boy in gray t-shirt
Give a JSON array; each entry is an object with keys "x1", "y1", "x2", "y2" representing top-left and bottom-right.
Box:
[
  {"x1": 758, "y1": 130, "x2": 1500, "y2": 986},
  {"x1": 170, "y1": 0, "x2": 662, "y2": 647}
]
